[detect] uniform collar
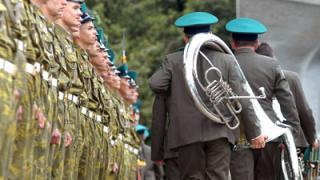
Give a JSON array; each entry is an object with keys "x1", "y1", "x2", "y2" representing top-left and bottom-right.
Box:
[{"x1": 234, "y1": 47, "x2": 256, "y2": 54}]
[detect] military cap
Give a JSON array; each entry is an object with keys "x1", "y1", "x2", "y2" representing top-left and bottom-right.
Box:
[
  {"x1": 175, "y1": 12, "x2": 218, "y2": 35},
  {"x1": 128, "y1": 70, "x2": 138, "y2": 88},
  {"x1": 67, "y1": 0, "x2": 84, "y2": 4},
  {"x1": 0, "y1": 3, "x2": 7, "y2": 11},
  {"x1": 96, "y1": 28, "x2": 105, "y2": 43},
  {"x1": 133, "y1": 99, "x2": 142, "y2": 113},
  {"x1": 117, "y1": 64, "x2": 130, "y2": 78},
  {"x1": 107, "y1": 49, "x2": 115, "y2": 63},
  {"x1": 81, "y1": 13, "x2": 94, "y2": 24},
  {"x1": 80, "y1": 3, "x2": 88, "y2": 13},
  {"x1": 226, "y1": 18, "x2": 267, "y2": 41},
  {"x1": 111, "y1": 65, "x2": 120, "y2": 74},
  {"x1": 136, "y1": 124, "x2": 149, "y2": 139},
  {"x1": 128, "y1": 71, "x2": 137, "y2": 81}
]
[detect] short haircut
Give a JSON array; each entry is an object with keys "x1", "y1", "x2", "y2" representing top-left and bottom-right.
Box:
[
  {"x1": 255, "y1": 42, "x2": 274, "y2": 58},
  {"x1": 233, "y1": 39, "x2": 258, "y2": 47}
]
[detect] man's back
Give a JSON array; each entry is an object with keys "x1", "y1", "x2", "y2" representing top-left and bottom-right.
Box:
[
  {"x1": 150, "y1": 47, "x2": 259, "y2": 149},
  {"x1": 284, "y1": 70, "x2": 316, "y2": 147},
  {"x1": 235, "y1": 48, "x2": 300, "y2": 135}
]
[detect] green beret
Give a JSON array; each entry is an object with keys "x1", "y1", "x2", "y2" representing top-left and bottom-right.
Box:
[
  {"x1": 80, "y1": 3, "x2": 87, "y2": 13},
  {"x1": 117, "y1": 64, "x2": 130, "y2": 78},
  {"x1": 175, "y1": 12, "x2": 218, "y2": 28},
  {"x1": 107, "y1": 49, "x2": 115, "y2": 63},
  {"x1": 226, "y1": 17, "x2": 267, "y2": 34},
  {"x1": 128, "y1": 70, "x2": 137, "y2": 81},
  {"x1": 96, "y1": 27, "x2": 104, "y2": 42}
]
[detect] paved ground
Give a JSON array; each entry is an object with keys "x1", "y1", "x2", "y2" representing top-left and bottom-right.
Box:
[{"x1": 239, "y1": 0, "x2": 320, "y2": 131}]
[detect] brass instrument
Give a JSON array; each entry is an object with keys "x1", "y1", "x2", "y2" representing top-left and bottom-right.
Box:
[{"x1": 183, "y1": 33, "x2": 302, "y2": 179}]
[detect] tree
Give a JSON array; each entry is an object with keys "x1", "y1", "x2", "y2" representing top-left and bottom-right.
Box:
[{"x1": 90, "y1": 0, "x2": 236, "y2": 127}]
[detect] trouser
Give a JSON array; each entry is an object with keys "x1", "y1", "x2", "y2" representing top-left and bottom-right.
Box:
[
  {"x1": 63, "y1": 101, "x2": 79, "y2": 180},
  {"x1": 253, "y1": 142, "x2": 282, "y2": 180},
  {"x1": 164, "y1": 157, "x2": 180, "y2": 180},
  {"x1": 0, "y1": 71, "x2": 16, "y2": 178},
  {"x1": 230, "y1": 149, "x2": 254, "y2": 180},
  {"x1": 32, "y1": 74, "x2": 51, "y2": 180},
  {"x1": 178, "y1": 138, "x2": 231, "y2": 180},
  {"x1": 8, "y1": 70, "x2": 33, "y2": 180},
  {"x1": 51, "y1": 98, "x2": 67, "y2": 180}
]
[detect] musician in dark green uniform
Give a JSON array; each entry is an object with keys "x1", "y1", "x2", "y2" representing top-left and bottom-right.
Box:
[{"x1": 226, "y1": 17, "x2": 300, "y2": 180}]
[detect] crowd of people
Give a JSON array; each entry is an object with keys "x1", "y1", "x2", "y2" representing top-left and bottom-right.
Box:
[{"x1": 0, "y1": 0, "x2": 145, "y2": 179}]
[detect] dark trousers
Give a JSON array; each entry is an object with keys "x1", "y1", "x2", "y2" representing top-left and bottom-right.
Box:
[
  {"x1": 178, "y1": 138, "x2": 231, "y2": 180},
  {"x1": 164, "y1": 157, "x2": 180, "y2": 180},
  {"x1": 253, "y1": 142, "x2": 282, "y2": 180},
  {"x1": 230, "y1": 149, "x2": 254, "y2": 180}
]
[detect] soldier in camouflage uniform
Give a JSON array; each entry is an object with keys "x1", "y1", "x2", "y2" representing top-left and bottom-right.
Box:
[
  {"x1": 3, "y1": 0, "x2": 36, "y2": 179},
  {"x1": 73, "y1": 9, "x2": 98, "y2": 179},
  {"x1": 54, "y1": 0, "x2": 83, "y2": 179},
  {"x1": 26, "y1": 0, "x2": 68, "y2": 179},
  {"x1": 0, "y1": 1, "x2": 21, "y2": 178}
]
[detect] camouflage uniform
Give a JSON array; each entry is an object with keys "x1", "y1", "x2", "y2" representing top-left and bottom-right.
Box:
[
  {"x1": 26, "y1": 4, "x2": 59, "y2": 179},
  {"x1": 51, "y1": 24, "x2": 72, "y2": 180},
  {"x1": 5, "y1": 0, "x2": 34, "y2": 179},
  {"x1": 0, "y1": 1, "x2": 19, "y2": 177}
]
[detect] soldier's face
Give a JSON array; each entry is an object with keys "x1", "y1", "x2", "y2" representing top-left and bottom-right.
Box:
[
  {"x1": 131, "y1": 89, "x2": 139, "y2": 103},
  {"x1": 80, "y1": 22, "x2": 97, "y2": 46},
  {"x1": 86, "y1": 42, "x2": 100, "y2": 57},
  {"x1": 45, "y1": 0, "x2": 67, "y2": 19},
  {"x1": 119, "y1": 78, "x2": 131, "y2": 97},
  {"x1": 62, "y1": 2, "x2": 82, "y2": 32}
]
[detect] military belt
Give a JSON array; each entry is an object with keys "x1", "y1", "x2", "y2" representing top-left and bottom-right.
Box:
[
  {"x1": 0, "y1": 57, "x2": 16, "y2": 75},
  {"x1": 125, "y1": 144, "x2": 139, "y2": 155},
  {"x1": 25, "y1": 62, "x2": 41, "y2": 76},
  {"x1": 58, "y1": 91, "x2": 79, "y2": 105},
  {"x1": 81, "y1": 106, "x2": 103, "y2": 124},
  {"x1": 103, "y1": 125, "x2": 109, "y2": 134},
  {"x1": 15, "y1": 39, "x2": 25, "y2": 51}
]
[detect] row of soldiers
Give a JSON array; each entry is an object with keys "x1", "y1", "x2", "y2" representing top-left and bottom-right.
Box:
[{"x1": 0, "y1": 0, "x2": 142, "y2": 179}]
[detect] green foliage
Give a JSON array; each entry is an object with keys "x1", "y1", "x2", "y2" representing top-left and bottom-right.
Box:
[{"x1": 90, "y1": 0, "x2": 235, "y2": 127}]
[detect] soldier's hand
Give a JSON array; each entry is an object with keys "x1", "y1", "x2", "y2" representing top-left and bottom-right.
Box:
[
  {"x1": 250, "y1": 134, "x2": 268, "y2": 149},
  {"x1": 155, "y1": 160, "x2": 164, "y2": 166},
  {"x1": 64, "y1": 132, "x2": 72, "y2": 147},
  {"x1": 51, "y1": 128, "x2": 61, "y2": 145},
  {"x1": 312, "y1": 139, "x2": 319, "y2": 149},
  {"x1": 37, "y1": 112, "x2": 46, "y2": 129}
]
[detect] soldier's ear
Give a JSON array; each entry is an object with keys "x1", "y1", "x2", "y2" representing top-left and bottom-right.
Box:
[
  {"x1": 183, "y1": 35, "x2": 189, "y2": 44},
  {"x1": 254, "y1": 40, "x2": 260, "y2": 50},
  {"x1": 230, "y1": 39, "x2": 236, "y2": 50}
]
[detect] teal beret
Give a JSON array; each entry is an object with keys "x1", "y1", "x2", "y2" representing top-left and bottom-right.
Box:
[
  {"x1": 80, "y1": 3, "x2": 87, "y2": 13},
  {"x1": 133, "y1": 99, "x2": 142, "y2": 113},
  {"x1": 175, "y1": 12, "x2": 218, "y2": 28},
  {"x1": 128, "y1": 71, "x2": 137, "y2": 81},
  {"x1": 107, "y1": 49, "x2": 115, "y2": 63},
  {"x1": 117, "y1": 64, "x2": 130, "y2": 78},
  {"x1": 136, "y1": 124, "x2": 149, "y2": 139},
  {"x1": 225, "y1": 17, "x2": 267, "y2": 34},
  {"x1": 81, "y1": 13, "x2": 94, "y2": 25},
  {"x1": 96, "y1": 27, "x2": 105, "y2": 43}
]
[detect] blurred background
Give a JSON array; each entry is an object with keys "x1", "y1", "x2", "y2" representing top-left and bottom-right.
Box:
[{"x1": 87, "y1": 0, "x2": 320, "y2": 132}]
